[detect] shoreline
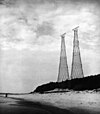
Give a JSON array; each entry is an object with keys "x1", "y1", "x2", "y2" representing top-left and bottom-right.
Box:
[{"x1": 0, "y1": 94, "x2": 100, "y2": 114}]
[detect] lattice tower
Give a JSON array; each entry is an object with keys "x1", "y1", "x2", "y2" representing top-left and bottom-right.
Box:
[
  {"x1": 57, "y1": 33, "x2": 69, "y2": 82},
  {"x1": 71, "y1": 27, "x2": 84, "y2": 79}
]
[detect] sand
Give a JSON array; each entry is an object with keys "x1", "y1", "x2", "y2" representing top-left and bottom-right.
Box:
[
  {"x1": 0, "y1": 91, "x2": 100, "y2": 114},
  {"x1": 0, "y1": 96, "x2": 73, "y2": 114}
]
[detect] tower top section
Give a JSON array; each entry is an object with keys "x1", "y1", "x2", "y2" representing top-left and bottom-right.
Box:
[
  {"x1": 61, "y1": 33, "x2": 66, "y2": 38},
  {"x1": 72, "y1": 26, "x2": 79, "y2": 31}
]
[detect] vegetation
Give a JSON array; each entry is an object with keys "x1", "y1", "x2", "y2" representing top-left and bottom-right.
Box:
[{"x1": 33, "y1": 74, "x2": 100, "y2": 93}]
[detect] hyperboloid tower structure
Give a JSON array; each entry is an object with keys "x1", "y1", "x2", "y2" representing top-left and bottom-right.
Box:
[
  {"x1": 71, "y1": 26, "x2": 84, "y2": 79},
  {"x1": 57, "y1": 33, "x2": 69, "y2": 82}
]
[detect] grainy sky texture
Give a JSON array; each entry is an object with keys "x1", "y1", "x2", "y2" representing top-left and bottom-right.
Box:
[{"x1": 0, "y1": 0, "x2": 100, "y2": 92}]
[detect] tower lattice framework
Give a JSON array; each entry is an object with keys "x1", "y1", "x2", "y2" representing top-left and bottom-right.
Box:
[
  {"x1": 71, "y1": 27, "x2": 84, "y2": 79},
  {"x1": 57, "y1": 33, "x2": 69, "y2": 82}
]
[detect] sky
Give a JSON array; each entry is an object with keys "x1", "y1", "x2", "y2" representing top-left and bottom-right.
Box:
[{"x1": 0, "y1": 0, "x2": 100, "y2": 93}]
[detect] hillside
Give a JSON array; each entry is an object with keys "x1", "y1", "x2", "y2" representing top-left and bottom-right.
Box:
[{"x1": 33, "y1": 74, "x2": 100, "y2": 93}]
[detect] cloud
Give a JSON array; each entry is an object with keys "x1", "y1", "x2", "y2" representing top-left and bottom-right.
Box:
[
  {"x1": 2, "y1": 0, "x2": 100, "y2": 5},
  {"x1": 0, "y1": 0, "x2": 99, "y2": 52},
  {"x1": 0, "y1": 0, "x2": 100, "y2": 92},
  {"x1": 0, "y1": 0, "x2": 4, "y2": 4},
  {"x1": 0, "y1": 0, "x2": 99, "y2": 51},
  {"x1": 36, "y1": 22, "x2": 55, "y2": 37}
]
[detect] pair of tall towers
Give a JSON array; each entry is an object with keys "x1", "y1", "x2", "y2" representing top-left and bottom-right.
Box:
[{"x1": 57, "y1": 27, "x2": 84, "y2": 82}]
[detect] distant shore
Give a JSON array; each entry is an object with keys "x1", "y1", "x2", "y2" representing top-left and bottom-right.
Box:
[{"x1": 0, "y1": 93, "x2": 100, "y2": 114}]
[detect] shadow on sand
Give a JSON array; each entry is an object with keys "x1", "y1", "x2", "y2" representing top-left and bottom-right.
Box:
[{"x1": 0, "y1": 96, "x2": 100, "y2": 114}]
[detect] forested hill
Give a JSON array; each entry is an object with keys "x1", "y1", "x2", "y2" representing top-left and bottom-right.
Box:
[{"x1": 33, "y1": 74, "x2": 100, "y2": 93}]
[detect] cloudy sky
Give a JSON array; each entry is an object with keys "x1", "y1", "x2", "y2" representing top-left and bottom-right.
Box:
[{"x1": 0, "y1": 0, "x2": 100, "y2": 93}]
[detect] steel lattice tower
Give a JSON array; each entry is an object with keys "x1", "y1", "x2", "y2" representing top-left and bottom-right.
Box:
[
  {"x1": 57, "y1": 33, "x2": 69, "y2": 82},
  {"x1": 71, "y1": 27, "x2": 84, "y2": 79}
]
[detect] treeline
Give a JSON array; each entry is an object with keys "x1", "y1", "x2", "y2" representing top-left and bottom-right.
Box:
[{"x1": 33, "y1": 74, "x2": 100, "y2": 93}]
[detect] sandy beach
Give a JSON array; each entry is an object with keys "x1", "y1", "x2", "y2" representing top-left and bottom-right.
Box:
[
  {"x1": 0, "y1": 91, "x2": 100, "y2": 114},
  {"x1": 0, "y1": 96, "x2": 73, "y2": 114}
]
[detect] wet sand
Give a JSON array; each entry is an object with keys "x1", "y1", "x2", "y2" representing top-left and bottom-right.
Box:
[{"x1": 0, "y1": 96, "x2": 100, "y2": 114}]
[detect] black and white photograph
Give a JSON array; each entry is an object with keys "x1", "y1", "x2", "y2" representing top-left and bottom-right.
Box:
[{"x1": 0, "y1": 0, "x2": 100, "y2": 114}]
